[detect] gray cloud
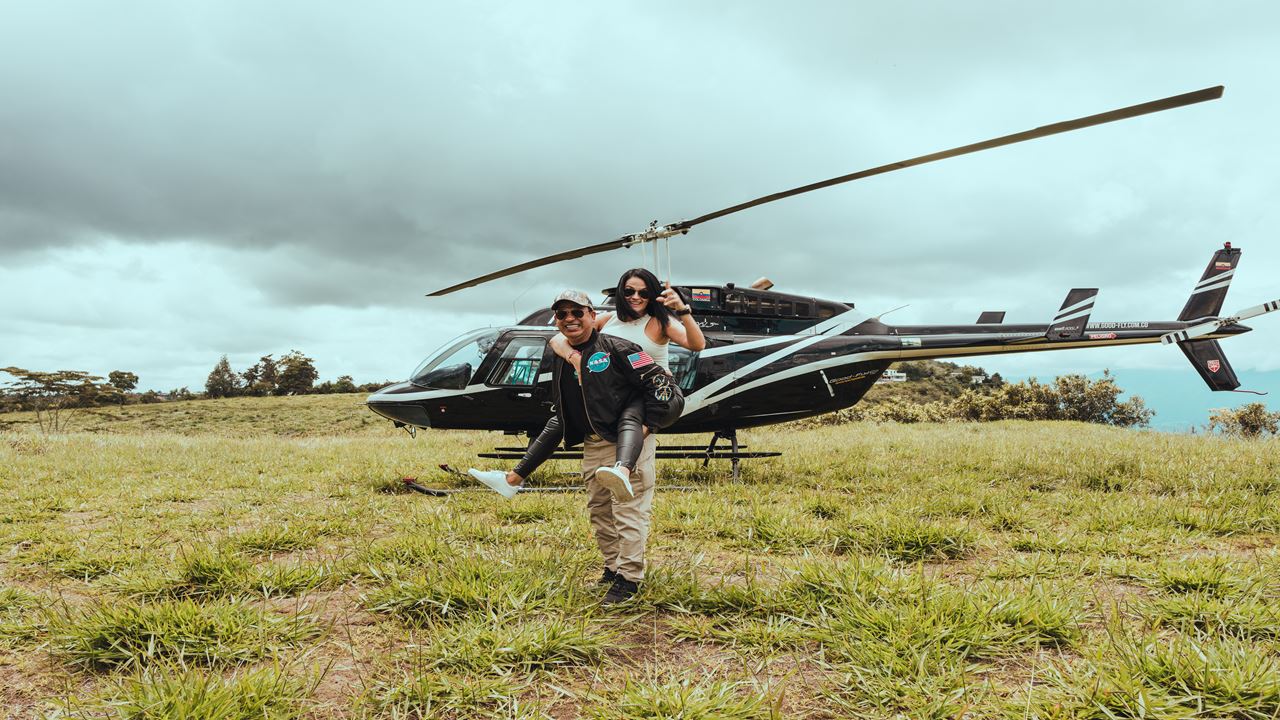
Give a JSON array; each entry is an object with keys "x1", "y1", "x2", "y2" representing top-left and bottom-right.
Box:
[{"x1": 2, "y1": 1, "x2": 1278, "y2": 394}]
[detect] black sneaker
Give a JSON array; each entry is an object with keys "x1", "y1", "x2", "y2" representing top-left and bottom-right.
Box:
[
  {"x1": 601, "y1": 576, "x2": 639, "y2": 605},
  {"x1": 598, "y1": 567, "x2": 619, "y2": 585}
]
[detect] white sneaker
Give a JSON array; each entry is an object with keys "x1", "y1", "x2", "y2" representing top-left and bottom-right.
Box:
[
  {"x1": 594, "y1": 465, "x2": 634, "y2": 500},
  {"x1": 468, "y1": 469, "x2": 520, "y2": 499}
]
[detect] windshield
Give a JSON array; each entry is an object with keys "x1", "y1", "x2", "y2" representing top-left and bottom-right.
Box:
[{"x1": 410, "y1": 329, "x2": 500, "y2": 387}]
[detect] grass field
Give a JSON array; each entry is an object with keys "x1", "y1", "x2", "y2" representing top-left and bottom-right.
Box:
[{"x1": 1, "y1": 394, "x2": 1278, "y2": 718}]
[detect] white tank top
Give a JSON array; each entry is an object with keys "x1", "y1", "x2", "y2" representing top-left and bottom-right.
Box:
[{"x1": 602, "y1": 314, "x2": 670, "y2": 371}]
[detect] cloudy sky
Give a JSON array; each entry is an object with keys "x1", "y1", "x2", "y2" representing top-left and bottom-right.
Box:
[{"x1": 2, "y1": 2, "x2": 1277, "y2": 423}]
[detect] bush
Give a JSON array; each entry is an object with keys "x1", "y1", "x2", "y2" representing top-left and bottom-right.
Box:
[
  {"x1": 1208, "y1": 403, "x2": 1280, "y2": 439},
  {"x1": 802, "y1": 370, "x2": 1152, "y2": 428}
]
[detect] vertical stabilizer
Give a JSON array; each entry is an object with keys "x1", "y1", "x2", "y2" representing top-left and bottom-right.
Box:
[
  {"x1": 1047, "y1": 288, "x2": 1099, "y2": 340},
  {"x1": 1179, "y1": 244, "x2": 1240, "y2": 321}
]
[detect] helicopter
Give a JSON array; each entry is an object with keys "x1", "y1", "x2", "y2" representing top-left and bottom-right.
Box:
[{"x1": 365, "y1": 85, "x2": 1278, "y2": 479}]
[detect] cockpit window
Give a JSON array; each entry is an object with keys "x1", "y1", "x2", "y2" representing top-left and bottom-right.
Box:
[
  {"x1": 668, "y1": 346, "x2": 698, "y2": 391},
  {"x1": 410, "y1": 329, "x2": 500, "y2": 388},
  {"x1": 487, "y1": 336, "x2": 547, "y2": 386}
]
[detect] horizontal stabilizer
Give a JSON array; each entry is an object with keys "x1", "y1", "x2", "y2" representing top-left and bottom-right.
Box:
[
  {"x1": 1162, "y1": 298, "x2": 1280, "y2": 344},
  {"x1": 1178, "y1": 339, "x2": 1240, "y2": 391},
  {"x1": 977, "y1": 311, "x2": 1005, "y2": 324},
  {"x1": 1046, "y1": 289, "x2": 1098, "y2": 340}
]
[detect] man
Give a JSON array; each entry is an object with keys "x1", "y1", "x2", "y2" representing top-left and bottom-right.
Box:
[{"x1": 469, "y1": 289, "x2": 683, "y2": 604}]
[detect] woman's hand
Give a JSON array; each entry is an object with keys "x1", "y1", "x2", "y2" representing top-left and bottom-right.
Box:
[
  {"x1": 550, "y1": 334, "x2": 583, "y2": 375},
  {"x1": 658, "y1": 282, "x2": 705, "y2": 351},
  {"x1": 657, "y1": 283, "x2": 689, "y2": 312}
]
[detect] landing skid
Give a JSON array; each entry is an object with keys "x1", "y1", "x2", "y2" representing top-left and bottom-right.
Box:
[{"x1": 476, "y1": 430, "x2": 776, "y2": 482}]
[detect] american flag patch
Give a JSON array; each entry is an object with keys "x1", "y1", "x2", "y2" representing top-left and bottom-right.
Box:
[
  {"x1": 691, "y1": 288, "x2": 712, "y2": 302},
  {"x1": 627, "y1": 351, "x2": 654, "y2": 369}
]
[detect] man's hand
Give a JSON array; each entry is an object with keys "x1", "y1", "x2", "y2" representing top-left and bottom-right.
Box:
[{"x1": 657, "y1": 283, "x2": 689, "y2": 312}]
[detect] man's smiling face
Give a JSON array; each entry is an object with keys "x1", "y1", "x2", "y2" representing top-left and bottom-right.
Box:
[{"x1": 554, "y1": 303, "x2": 595, "y2": 344}]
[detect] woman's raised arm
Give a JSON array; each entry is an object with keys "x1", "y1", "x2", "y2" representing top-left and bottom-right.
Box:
[{"x1": 657, "y1": 284, "x2": 705, "y2": 351}]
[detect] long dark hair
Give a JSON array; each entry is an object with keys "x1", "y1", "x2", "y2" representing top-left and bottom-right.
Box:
[{"x1": 615, "y1": 268, "x2": 675, "y2": 326}]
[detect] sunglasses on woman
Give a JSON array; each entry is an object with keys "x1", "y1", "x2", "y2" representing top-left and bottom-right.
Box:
[
  {"x1": 622, "y1": 287, "x2": 651, "y2": 298},
  {"x1": 554, "y1": 307, "x2": 588, "y2": 320}
]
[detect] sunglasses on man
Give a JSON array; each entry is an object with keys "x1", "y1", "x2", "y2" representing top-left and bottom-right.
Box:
[{"x1": 554, "y1": 307, "x2": 588, "y2": 320}]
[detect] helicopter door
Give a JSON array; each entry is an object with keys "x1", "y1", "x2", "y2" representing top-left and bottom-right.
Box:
[{"x1": 483, "y1": 333, "x2": 555, "y2": 428}]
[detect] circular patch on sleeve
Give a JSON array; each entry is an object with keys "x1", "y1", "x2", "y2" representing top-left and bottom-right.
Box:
[
  {"x1": 653, "y1": 386, "x2": 673, "y2": 402},
  {"x1": 586, "y1": 351, "x2": 611, "y2": 373}
]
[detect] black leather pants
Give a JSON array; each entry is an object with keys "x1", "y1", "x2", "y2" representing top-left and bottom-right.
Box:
[{"x1": 613, "y1": 397, "x2": 645, "y2": 471}]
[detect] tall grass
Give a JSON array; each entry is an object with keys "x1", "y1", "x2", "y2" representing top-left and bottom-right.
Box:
[{"x1": 2, "y1": 396, "x2": 1278, "y2": 718}]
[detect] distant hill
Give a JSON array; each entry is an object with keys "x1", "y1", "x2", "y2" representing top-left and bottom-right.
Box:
[{"x1": 862, "y1": 360, "x2": 998, "y2": 407}]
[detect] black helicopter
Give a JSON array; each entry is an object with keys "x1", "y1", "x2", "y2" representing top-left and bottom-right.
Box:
[{"x1": 366, "y1": 85, "x2": 1277, "y2": 475}]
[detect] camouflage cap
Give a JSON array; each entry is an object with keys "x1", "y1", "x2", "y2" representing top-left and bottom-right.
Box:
[{"x1": 551, "y1": 289, "x2": 592, "y2": 309}]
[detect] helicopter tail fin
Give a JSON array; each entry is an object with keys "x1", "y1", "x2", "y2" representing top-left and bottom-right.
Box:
[
  {"x1": 1046, "y1": 288, "x2": 1099, "y2": 341},
  {"x1": 1178, "y1": 244, "x2": 1241, "y2": 321},
  {"x1": 1178, "y1": 339, "x2": 1241, "y2": 391}
]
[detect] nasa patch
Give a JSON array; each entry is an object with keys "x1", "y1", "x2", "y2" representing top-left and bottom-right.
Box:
[{"x1": 586, "y1": 351, "x2": 611, "y2": 373}]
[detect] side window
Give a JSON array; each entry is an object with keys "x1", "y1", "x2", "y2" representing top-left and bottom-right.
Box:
[
  {"x1": 668, "y1": 346, "x2": 699, "y2": 391},
  {"x1": 487, "y1": 337, "x2": 547, "y2": 386}
]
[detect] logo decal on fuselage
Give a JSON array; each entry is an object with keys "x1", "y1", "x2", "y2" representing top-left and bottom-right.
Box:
[{"x1": 586, "y1": 351, "x2": 611, "y2": 373}]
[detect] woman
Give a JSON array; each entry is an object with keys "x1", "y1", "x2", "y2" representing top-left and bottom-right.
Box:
[{"x1": 550, "y1": 267, "x2": 705, "y2": 496}]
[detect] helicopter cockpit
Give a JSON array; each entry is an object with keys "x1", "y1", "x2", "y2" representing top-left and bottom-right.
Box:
[{"x1": 409, "y1": 328, "x2": 500, "y2": 390}]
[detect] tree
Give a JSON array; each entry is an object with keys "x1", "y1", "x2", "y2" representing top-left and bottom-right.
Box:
[
  {"x1": 242, "y1": 355, "x2": 278, "y2": 396},
  {"x1": 1209, "y1": 403, "x2": 1280, "y2": 439},
  {"x1": 333, "y1": 375, "x2": 357, "y2": 393},
  {"x1": 108, "y1": 371, "x2": 138, "y2": 394},
  {"x1": 205, "y1": 356, "x2": 242, "y2": 398},
  {"x1": 275, "y1": 350, "x2": 318, "y2": 395},
  {"x1": 0, "y1": 367, "x2": 122, "y2": 432}
]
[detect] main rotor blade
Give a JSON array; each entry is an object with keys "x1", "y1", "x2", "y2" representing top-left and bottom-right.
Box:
[
  {"x1": 430, "y1": 85, "x2": 1223, "y2": 296},
  {"x1": 674, "y1": 85, "x2": 1224, "y2": 230},
  {"x1": 428, "y1": 236, "x2": 633, "y2": 296}
]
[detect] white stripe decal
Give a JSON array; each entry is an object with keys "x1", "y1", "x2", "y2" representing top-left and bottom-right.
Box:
[
  {"x1": 1053, "y1": 307, "x2": 1094, "y2": 325},
  {"x1": 1195, "y1": 269, "x2": 1234, "y2": 288},
  {"x1": 1056, "y1": 295, "x2": 1097, "y2": 316},
  {"x1": 697, "y1": 309, "x2": 868, "y2": 358},
  {"x1": 684, "y1": 334, "x2": 831, "y2": 413},
  {"x1": 699, "y1": 335, "x2": 798, "y2": 358},
  {"x1": 1193, "y1": 279, "x2": 1233, "y2": 294},
  {"x1": 692, "y1": 336, "x2": 1169, "y2": 412},
  {"x1": 367, "y1": 372, "x2": 554, "y2": 404}
]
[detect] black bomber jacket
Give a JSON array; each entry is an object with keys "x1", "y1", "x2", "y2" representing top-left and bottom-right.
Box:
[{"x1": 513, "y1": 331, "x2": 684, "y2": 478}]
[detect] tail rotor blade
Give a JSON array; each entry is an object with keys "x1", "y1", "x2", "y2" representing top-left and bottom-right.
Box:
[
  {"x1": 1234, "y1": 299, "x2": 1280, "y2": 321},
  {"x1": 1160, "y1": 299, "x2": 1278, "y2": 345},
  {"x1": 1161, "y1": 321, "x2": 1220, "y2": 345}
]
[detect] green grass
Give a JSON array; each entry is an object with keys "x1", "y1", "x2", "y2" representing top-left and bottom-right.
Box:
[
  {"x1": 48, "y1": 598, "x2": 321, "y2": 669},
  {"x1": 589, "y1": 677, "x2": 776, "y2": 720},
  {"x1": 1, "y1": 394, "x2": 1278, "y2": 717},
  {"x1": 65, "y1": 666, "x2": 311, "y2": 719}
]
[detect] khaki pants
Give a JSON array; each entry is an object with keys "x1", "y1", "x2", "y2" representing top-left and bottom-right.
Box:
[{"x1": 583, "y1": 434, "x2": 656, "y2": 583}]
